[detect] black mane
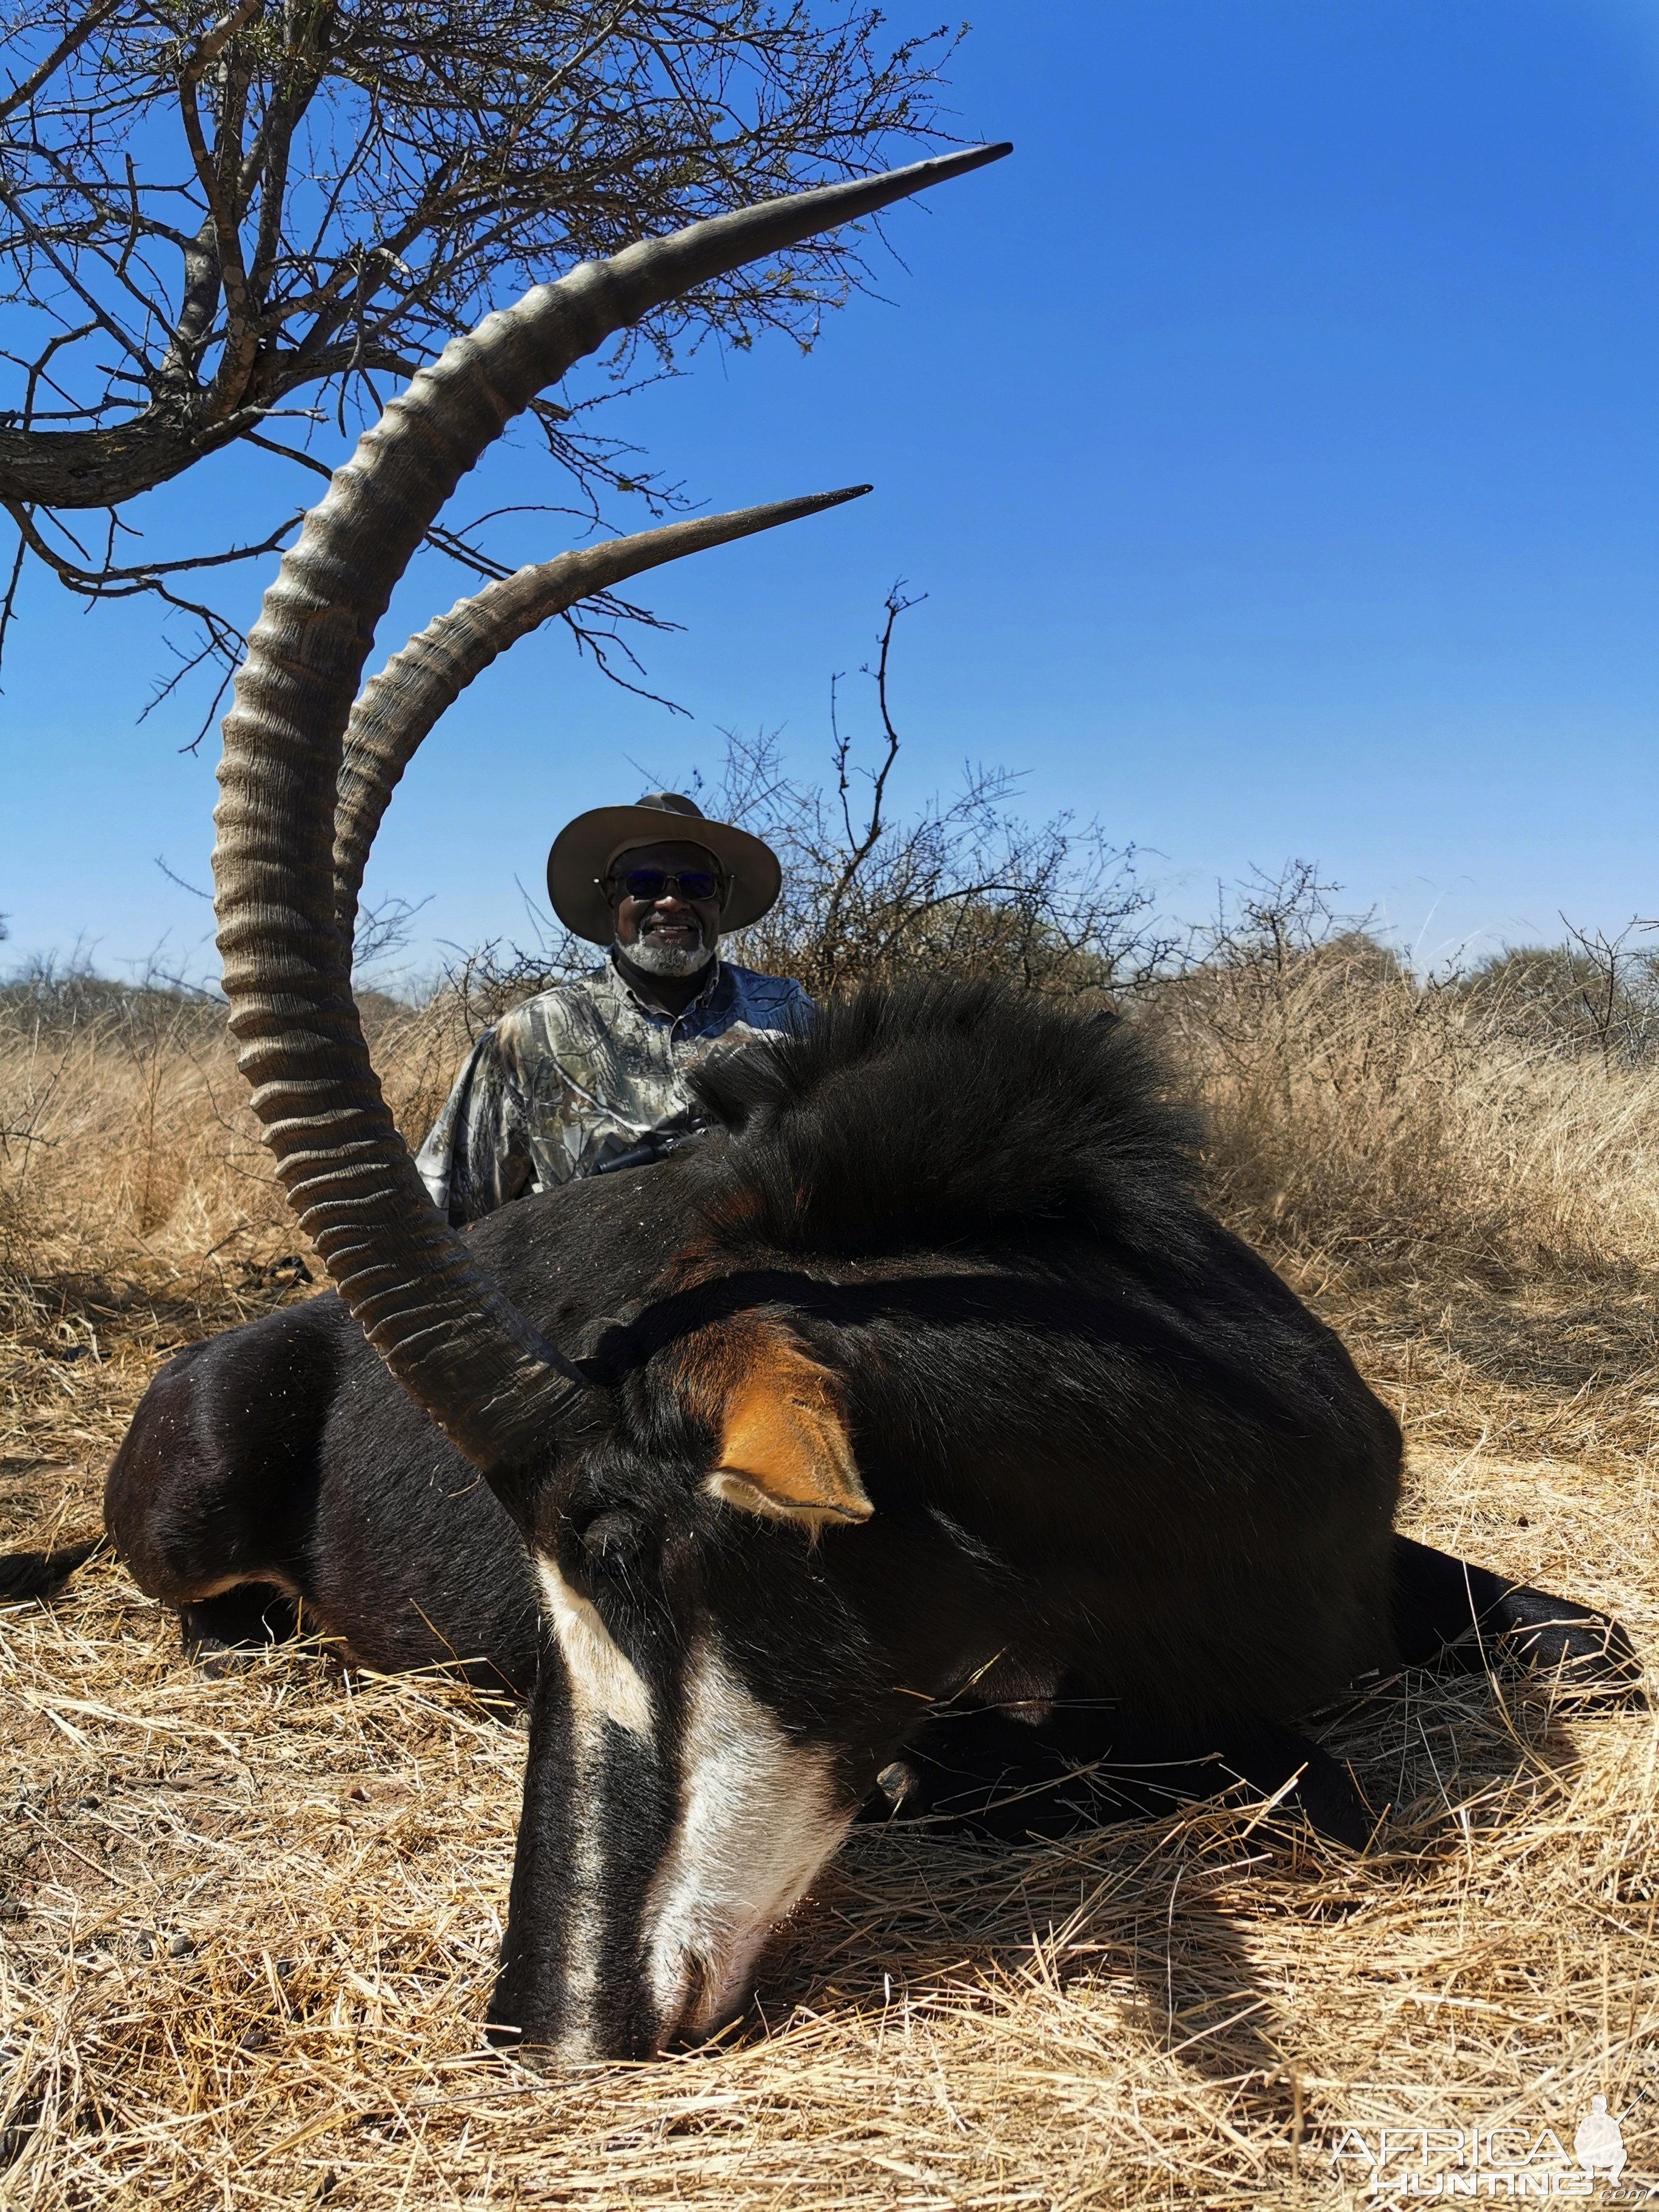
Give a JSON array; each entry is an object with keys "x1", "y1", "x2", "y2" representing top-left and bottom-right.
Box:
[{"x1": 689, "y1": 979, "x2": 1201, "y2": 1256}]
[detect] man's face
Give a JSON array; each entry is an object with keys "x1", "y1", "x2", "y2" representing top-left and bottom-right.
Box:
[{"x1": 606, "y1": 841, "x2": 726, "y2": 976}]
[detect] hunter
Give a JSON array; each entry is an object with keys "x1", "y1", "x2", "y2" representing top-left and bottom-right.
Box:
[{"x1": 415, "y1": 791, "x2": 810, "y2": 1224}]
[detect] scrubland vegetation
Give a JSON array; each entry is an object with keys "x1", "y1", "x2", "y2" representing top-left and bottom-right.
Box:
[{"x1": 4, "y1": 835, "x2": 1659, "y2": 2205}]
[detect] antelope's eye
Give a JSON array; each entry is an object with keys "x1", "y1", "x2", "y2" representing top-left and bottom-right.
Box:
[{"x1": 579, "y1": 1508, "x2": 642, "y2": 1561}]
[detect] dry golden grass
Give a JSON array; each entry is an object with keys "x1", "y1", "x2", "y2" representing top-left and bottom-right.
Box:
[
  {"x1": 0, "y1": 990, "x2": 457, "y2": 1306},
  {"x1": 5, "y1": 965, "x2": 1659, "y2": 2206},
  {"x1": 1163, "y1": 936, "x2": 1659, "y2": 1285}
]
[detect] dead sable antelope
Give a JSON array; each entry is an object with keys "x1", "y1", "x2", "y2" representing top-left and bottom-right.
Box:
[{"x1": 10, "y1": 147, "x2": 1640, "y2": 2064}]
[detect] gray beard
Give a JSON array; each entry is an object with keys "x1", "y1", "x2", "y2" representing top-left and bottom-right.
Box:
[{"x1": 617, "y1": 933, "x2": 715, "y2": 979}]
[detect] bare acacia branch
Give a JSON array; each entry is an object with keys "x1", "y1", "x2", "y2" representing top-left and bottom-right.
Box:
[
  {"x1": 153, "y1": 851, "x2": 212, "y2": 899},
  {"x1": 0, "y1": 0, "x2": 960, "y2": 729},
  {"x1": 822, "y1": 580, "x2": 923, "y2": 954},
  {"x1": 0, "y1": 0, "x2": 118, "y2": 126},
  {"x1": 0, "y1": 519, "x2": 25, "y2": 662},
  {"x1": 4, "y1": 495, "x2": 300, "y2": 588}
]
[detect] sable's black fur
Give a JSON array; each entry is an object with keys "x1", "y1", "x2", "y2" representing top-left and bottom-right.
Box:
[
  {"x1": 691, "y1": 979, "x2": 1202, "y2": 1255},
  {"x1": 0, "y1": 1537, "x2": 103, "y2": 1600},
  {"x1": 26, "y1": 979, "x2": 1636, "y2": 2059}
]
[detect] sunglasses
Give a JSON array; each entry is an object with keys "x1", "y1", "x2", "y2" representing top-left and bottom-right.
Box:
[{"x1": 606, "y1": 867, "x2": 725, "y2": 905}]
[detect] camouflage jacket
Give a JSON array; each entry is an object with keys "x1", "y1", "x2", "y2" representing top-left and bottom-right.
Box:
[{"x1": 415, "y1": 953, "x2": 813, "y2": 1225}]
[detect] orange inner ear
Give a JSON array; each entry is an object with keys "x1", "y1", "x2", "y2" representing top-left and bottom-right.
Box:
[{"x1": 709, "y1": 1333, "x2": 872, "y2": 1529}]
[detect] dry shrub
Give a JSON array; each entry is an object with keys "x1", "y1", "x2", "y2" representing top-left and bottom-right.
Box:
[
  {"x1": 1147, "y1": 877, "x2": 1659, "y2": 1288},
  {"x1": 0, "y1": 977, "x2": 460, "y2": 1315},
  {"x1": 8, "y1": 869, "x2": 1659, "y2": 1323},
  {"x1": 0, "y1": 984, "x2": 264, "y2": 1289}
]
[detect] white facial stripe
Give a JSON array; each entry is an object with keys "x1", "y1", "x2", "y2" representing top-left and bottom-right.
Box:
[
  {"x1": 534, "y1": 1554, "x2": 654, "y2": 1737},
  {"x1": 554, "y1": 1700, "x2": 609, "y2": 2058},
  {"x1": 643, "y1": 1643, "x2": 851, "y2": 2043},
  {"x1": 532, "y1": 1553, "x2": 658, "y2": 2060}
]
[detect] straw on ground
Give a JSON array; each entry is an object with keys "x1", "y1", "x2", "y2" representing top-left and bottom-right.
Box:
[{"x1": 4, "y1": 955, "x2": 1658, "y2": 2206}]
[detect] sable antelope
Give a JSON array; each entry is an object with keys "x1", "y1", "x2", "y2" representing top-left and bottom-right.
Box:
[{"x1": 10, "y1": 146, "x2": 1639, "y2": 2063}]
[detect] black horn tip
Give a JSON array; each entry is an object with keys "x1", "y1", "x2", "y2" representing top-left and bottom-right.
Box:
[
  {"x1": 848, "y1": 141, "x2": 1012, "y2": 203},
  {"x1": 728, "y1": 483, "x2": 872, "y2": 526},
  {"x1": 935, "y1": 140, "x2": 1014, "y2": 173}
]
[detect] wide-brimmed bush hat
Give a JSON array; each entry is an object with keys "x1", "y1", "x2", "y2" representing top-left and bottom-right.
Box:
[{"x1": 546, "y1": 791, "x2": 783, "y2": 947}]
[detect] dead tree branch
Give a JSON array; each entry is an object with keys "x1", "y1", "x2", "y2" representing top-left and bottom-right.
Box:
[{"x1": 0, "y1": 0, "x2": 958, "y2": 722}]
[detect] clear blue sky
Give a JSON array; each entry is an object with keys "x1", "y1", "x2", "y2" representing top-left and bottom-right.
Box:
[{"x1": 4, "y1": 0, "x2": 1656, "y2": 985}]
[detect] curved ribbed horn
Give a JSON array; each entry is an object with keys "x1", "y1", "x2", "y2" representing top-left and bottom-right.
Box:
[
  {"x1": 333, "y1": 486, "x2": 870, "y2": 947},
  {"x1": 213, "y1": 143, "x2": 1011, "y2": 1481}
]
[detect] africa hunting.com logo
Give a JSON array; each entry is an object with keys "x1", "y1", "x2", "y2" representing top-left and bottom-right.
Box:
[{"x1": 1327, "y1": 2100, "x2": 1654, "y2": 2199}]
